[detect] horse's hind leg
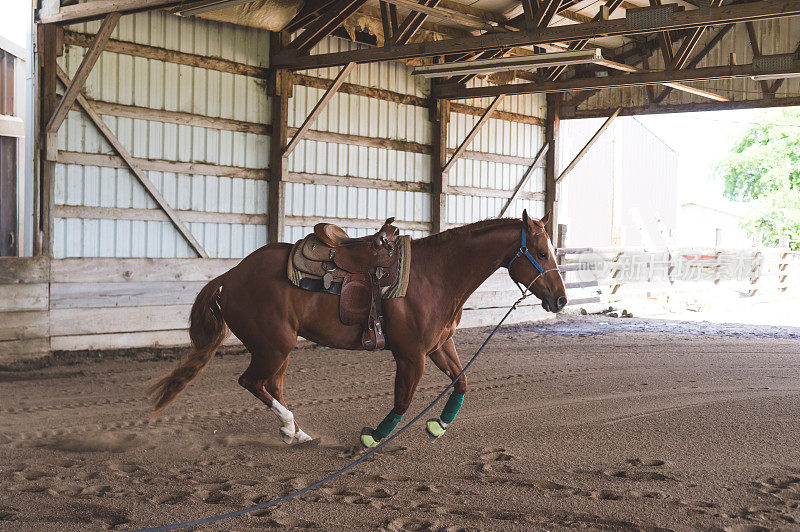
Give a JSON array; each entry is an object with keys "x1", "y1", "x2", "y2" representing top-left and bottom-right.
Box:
[
  {"x1": 426, "y1": 337, "x2": 466, "y2": 441},
  {"x1": 238, "y1": 350, "x2": 312, "y2": 445}
]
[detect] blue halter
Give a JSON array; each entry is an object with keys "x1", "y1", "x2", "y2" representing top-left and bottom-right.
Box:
[{"x1": 507, "y1": 227, "x2": 554, "y2": 294}]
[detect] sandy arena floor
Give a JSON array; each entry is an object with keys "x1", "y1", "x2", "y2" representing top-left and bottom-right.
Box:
[{"x1": 1, "y1": 315, "x2": 799, "y2": 531}]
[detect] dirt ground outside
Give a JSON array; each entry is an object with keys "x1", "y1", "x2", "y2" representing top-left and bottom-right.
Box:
[{"x1": 1, "y1": 315, "x2": 799, "y2": 531}]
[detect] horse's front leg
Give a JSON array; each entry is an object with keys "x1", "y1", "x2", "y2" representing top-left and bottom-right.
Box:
[
  {"x1": 426, "y1": 337, "x2": 466, "y2": 441},
  {"x1": 360, "y1": 354, "x2": 425, "y2": 449}
]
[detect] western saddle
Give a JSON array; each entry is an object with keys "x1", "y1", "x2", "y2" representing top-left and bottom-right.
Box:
[{"x1": 289, "y1": 218, "x2": 401, "y2": 350}]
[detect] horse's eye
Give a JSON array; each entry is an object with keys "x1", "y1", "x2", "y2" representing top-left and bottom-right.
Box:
[{"x1": 538, "y1": 251, "x2": 547, "y2": 260}]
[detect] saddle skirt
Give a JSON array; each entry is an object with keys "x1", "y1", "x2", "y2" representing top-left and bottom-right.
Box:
[{"x1": 286, "y1": 222, "x2": 411, "y2": 350}]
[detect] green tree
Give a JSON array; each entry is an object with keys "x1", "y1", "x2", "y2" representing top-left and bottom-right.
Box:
[{"x1": 716, "y1": 109, "x2": 800, "y2": 249}]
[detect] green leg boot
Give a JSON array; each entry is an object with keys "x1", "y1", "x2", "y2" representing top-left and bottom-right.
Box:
[{"x1": 361, "y1": 411, "x2": 403, "y2": 449}]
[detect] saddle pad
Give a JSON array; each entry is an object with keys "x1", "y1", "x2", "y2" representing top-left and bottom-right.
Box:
[{"x1": 287, "y1": 235, "x2": 412, "y2": 299}]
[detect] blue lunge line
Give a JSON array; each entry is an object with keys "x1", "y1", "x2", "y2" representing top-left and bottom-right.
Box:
[{"x1": 132, "y1": 297, "x2": 527, "y2": 532}]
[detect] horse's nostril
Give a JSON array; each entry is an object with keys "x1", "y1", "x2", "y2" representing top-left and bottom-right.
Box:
[{"x1": 556, "y1": 296, "x2": 567, "y2": 311}]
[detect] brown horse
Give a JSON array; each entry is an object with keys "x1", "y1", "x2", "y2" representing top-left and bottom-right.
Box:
[{"x1": 148, "y1": 210, "x2": 566, "y2": 447}]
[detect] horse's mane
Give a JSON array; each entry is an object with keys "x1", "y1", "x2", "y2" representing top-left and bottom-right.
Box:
[{"x1": 415, "y1": 217, "x2": 520, "y2": 243}]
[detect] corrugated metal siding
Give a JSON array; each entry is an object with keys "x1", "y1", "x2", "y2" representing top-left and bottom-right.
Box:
[
  {"x1": 558, "y1": 117, "x2": 678, "y2": 247},
  {"x1": 449, "y1": 77, "x2": 547, "y2": 224},
  {"x1": 580, "y1": 19, "x2": 800, "y2": 111},
  {"x1": 53, "y1": 11, "x2": 270, "y2": 258},
  {"x1": 285, "y1": 37, "x2": 432, "y2": 241}
]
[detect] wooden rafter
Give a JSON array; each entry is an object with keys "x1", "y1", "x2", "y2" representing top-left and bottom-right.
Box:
[
  {"x1": 55, "y1": 67, "x2": 208, "y2": 258},
  {"x1": 498, "y1": 143, "x2": 549, "y2": 217},
  {"x1": 379, "y1": 1, "x2": 393, "y2": 42},
  {"x1": 435, "y1": 57, "x2": 800, "y2": 99},
  {"x1": 285, "y1": 0, "x2": 339, "y2": 34},
  {"x1": 745, "y1": 22, "x2": 773, "y2": 97},
  {"x1": 381, "y1": 0, "x2": 494, "y2": 30},
  {"x1": 392, "y1": 0, "x2": 440, "y2": 46},
  {"x1": 545, "y1": 0, "x2": 624, "y2": 81},
  {"x1": 283, "y1": 63, "x2": 356, "y2": 156},
  {"x1": 442, "y1": 95, "x2": 504, "y2": 174},
  {"x1": 289, "y1": 0, "x2": 368, "y2": 53},
  {"x1": 671, "y1": 0, "x2": 724, "y2": 69},
  {"x1": 45, "y1": 13, "x2": 119, "y2": 141},
  {"x1": 274, "y1": 0, "x2": 800, "y2": 69},
  {"x1": 555, "y1": 108, "x2": 621, "y2": 185},
  {"x1": 653, "y1": 23, "x2": 734, "y2": 103},
  {"x1": 521, "y1": 0, "x2": 537, "y2": 29},
  {"x1": 649, "y1": 0, "x2": 675, "y2": 65}
]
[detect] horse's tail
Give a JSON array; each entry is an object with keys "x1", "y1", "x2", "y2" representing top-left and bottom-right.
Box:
[{"x1": 147, "y1": 274, "x2": 229, "y2": 416}]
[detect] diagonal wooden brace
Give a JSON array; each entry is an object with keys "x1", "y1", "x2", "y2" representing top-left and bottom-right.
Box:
[
  {"x1": 442, "y1": 95, "x2": 503, "y2": 175},
  {"x1": 56, "y1": 67, "x2": 208, "y2": 258},
  {"x1": 45, "y1": 13, "x2": 119, "y2": 147},
  {"x1": 555, "y1": 107, "x2": 621, "y2": 185},
  {"x1": 283, "y1": 62, "x2": 356, "y2": 156},
  {"x1": 499, "y1": 142, "x2": 549, "y2": 217}
]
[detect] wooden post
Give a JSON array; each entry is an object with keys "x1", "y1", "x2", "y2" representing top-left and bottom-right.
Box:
[
  {"x1": 268, "y1": 32, "x2": 291, "y2": 244},
  {"x1": 37, "y1": 24, "x2": 58, "y2": 257},
  {"x1": 544, "y1": 92, "x2": 561, "y2": 242},
  {"x1": 556, "y1": 223, "x2": 567, "y2": 265},
  {"x1": 430, "y1": 97, "x2": 449, "y2": 234}
]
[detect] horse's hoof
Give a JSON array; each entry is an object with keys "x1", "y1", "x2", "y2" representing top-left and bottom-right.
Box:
[
  {"x1": 360, "y1": 427, "x2": 380, "y2": 450},
  {"x1": 425, "y1": 419, "x2": 447, "y2": 441},
  {"x1": 280, "y1": 428, "x2": 296, "y2": 445},
  {"x1": 294, "y1": 428, "x2": 313, "y2": 444}
]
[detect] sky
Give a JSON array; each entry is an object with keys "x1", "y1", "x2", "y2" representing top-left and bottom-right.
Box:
[{"x1": 0, "y1": 0, "x2": 32, "y2": 50}]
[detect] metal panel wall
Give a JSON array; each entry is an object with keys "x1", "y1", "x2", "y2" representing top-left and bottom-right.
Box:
[
  {"x1": 449, "y1": 78, "x2": 547, "y2": 225},
  {"x1": 285, "y1": 37, "x2": 432, "y2": 242},
  {"x1": 579, "y1": 19, "x2": 800, "y2": 111},
  {"x1": 558, "y1": 117, "x2": 678, "y2": 247},
  {"x1": 53, "y1": 11, "x2": 270, "y2": 258}
]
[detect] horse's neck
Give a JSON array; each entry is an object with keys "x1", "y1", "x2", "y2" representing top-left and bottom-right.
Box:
[{"x1": 415, "y1": 221, "x2": 519, "y2": 309}]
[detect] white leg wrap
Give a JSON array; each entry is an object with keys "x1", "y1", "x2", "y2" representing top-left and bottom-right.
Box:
[
  {"x1": 294, "y1": 428, "x2": 312, "y2": 443},
  {"x1": 271, "y1": 401, "x2": 295, "y2": 436}
]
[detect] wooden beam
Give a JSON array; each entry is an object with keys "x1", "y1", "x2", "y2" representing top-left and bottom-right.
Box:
[
  {"x1": 435, "y1": 58, "x2": 800, "y2": 99},
  {"x1": 38, "y1": 0, "x2": 182, "y2": 24},
  {"x1": 63, "y1": 30, "x2": 267, "y2": 78},
  {"x1": 654, "y1": 22, "x2": 734, "y2": 103},
  {"x1": 274, "y1": 0, "x2": 800, "y2": 69},
  {"x1": 379, "y1": 1, "x2": 393, "y2": 42},
  {"x1": 392, "y1": 0, "x2": 441, "y2": 45},
  {"x1": 55, "y1": 151, "x2": 268, "y2": 180},
  {"x1": 745, "y1": 21, "x2": 773, "y2": 97},
  {"x1": 649, "y1": 0, "x2": 675, "y2": 66},
  {"x1": 38, "y1": 24, "x2": 58, "y2": 257},
  {"x1": 283, "y1": 62, "x2": 355, "y2": 156},
  {"x1": 286, "y1": 0, "x2": 339, "y2": 33},
  {"x1": 55, "y1": 67, "x2": 207, "y2": 258},
  {"x1": 442, "y1": 95, "x2": 503, "y2": 174},
  {"x1": 286, "y1": 215, "x2": 430, "y2": 231},
  {"x1": 431, "y1": 98, "x2": 449, "y2": 234},
  {"x1": 45, "y1": 13, "x2": 120, "y2": 154},
  {"x1": 555, "y1": 107, "x2": 621, "y2": 185},
  {"x1": 498, "y1": 142, "x2": 549, "y2": 217},
  {"x1": 569, "y1": 95, "x2": 800, "y2": 118},
  {"x1": 54, "y1": 205, "x2": 267, "y2": 226},
  {"x1": 521, "y1": 0, "x2": 537, "y2": 29},
  {"x1": 289, "y1": 0, "x2": 368, "y2": 53},
  {"x1": 381, "y1": 0, "x2": 493, "y2": 31},
  {"x1": 269, "y1": 33, "x2": 290, "y2": 244},
  {"x1": 546, "y1": 0, "x2": 625, "y2": 81},
  {"x1": 543, "y1": 93, "x2": 560, "y2": 239}
]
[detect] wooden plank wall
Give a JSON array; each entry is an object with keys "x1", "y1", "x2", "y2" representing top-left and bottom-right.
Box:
[
  {"x1": 1, "y1": 256, "x2": 591, "y2": 361},
  {"x1": 0, "y1": 258, "x2": 51, "y2": 363}
]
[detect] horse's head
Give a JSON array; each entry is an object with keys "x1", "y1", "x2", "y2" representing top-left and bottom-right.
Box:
[{"x1": 508, "y1": 209, "x2": 567, "y2": 313}]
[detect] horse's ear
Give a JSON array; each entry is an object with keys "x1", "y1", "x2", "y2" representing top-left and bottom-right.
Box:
[
  {"x1": 522, "y1": 209, "x2": 529, "y2": 226},
  {"x1": 540, "y1": 211, "x2": 551, "y2": 226}
]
